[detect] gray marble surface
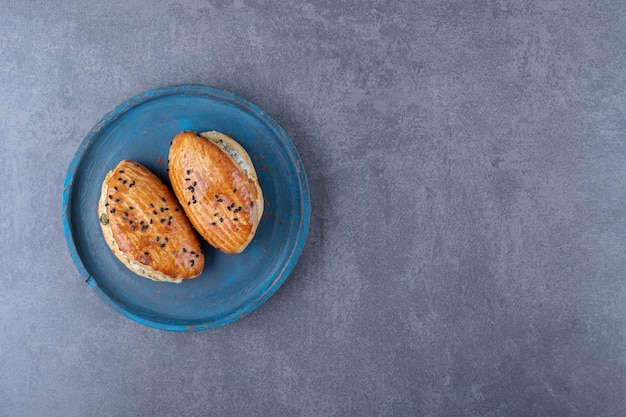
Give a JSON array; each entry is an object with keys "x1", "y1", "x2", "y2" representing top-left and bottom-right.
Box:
[{"x1": 1, "y1": 1, "x2": 625, "y2": 416}]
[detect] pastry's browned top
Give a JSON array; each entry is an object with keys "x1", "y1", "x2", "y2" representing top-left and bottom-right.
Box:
[
  {"x1": 100, "y1": 160, "x2": 204, "y2": 279},
  {"x1": 168, "y1": 131, "x2": 263, "y2": 254}
]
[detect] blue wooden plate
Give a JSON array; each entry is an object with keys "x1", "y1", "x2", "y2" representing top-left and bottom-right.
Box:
[{"x1": 62, "y1": 85, "x2": 310, "y2": 331}]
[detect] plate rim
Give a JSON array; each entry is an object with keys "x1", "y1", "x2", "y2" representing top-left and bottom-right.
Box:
[{"x1": 62, "y1": 84, "x2": 311, "y2": 331}]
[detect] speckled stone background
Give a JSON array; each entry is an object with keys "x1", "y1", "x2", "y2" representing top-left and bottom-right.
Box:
[{"x1": 1, "y1": 1, "x2": 625, "y2": 416}]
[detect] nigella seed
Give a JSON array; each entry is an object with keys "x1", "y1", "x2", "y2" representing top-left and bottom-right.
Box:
[
  {"x1": 160, "y1": 219, "x2": 165, "y2": 223},
  {"x1": 117, "y1": 178, "x2": 122, "y2": 181},
  {"x1": 131, "y1": 225, "x2": 135, "y2": 230},
  {"x1": 113, "y1": 186, "x2": 118, "y2": 191},
  {"x1": 219, "y1": 217, "x2": 223, "y2": 222},
  {"x1": 193, "y1": 181, "x2": 197, "y2": 186},
  {"x1": 167, "y1": 221, "x2": 171, "y2": 225},
  {"x1": 161, "y1": 197, "x2": 166, "y2": 202},
  {"x1": 156, "y1": 236, "x2": 160, "y2": 242},
  {"x1": 141, "y1": 225, "x2": 148, "y2": 231},
  {"x1": 187, "y1": 201, "x2": 191, "y2": 206},
  {"x1": 186, "y1": 170, "x2": 191, "y2": 174},
  {"x1": 123, "y1": 180, "x2": 127, "y2": 184},
  {"x1": 140, "y1": 220, "x2": 144, "y2": 224},
  {"x1": 195, "y1": 254, "x2": 199, "y2": 258},
  {"x1": 153, "y1": 210, "x2": 158, "y2": 215},
  {"x1": 129, "y1": 181, "x2": 135, "y2": 188},
  {"x1": 190, "y1": 260, "x2": 195, "y2": 267},
  {"x1": 233, "y1": 188, "x2": 237, "y2": 193},
  {"x1": 164, "y1": 237, "x2": 169, "y2": 242},
  {"x1": 160, "y1": 243, "x2": 166, "y2": 248},
  {"x1": 185, "y1": 178, "x2": 191, "y2": 181},
  {"x1": 110, "y1": 209, "x2": 116, "y2": 214},
  {"x1": 160, "y1": 207, "x2": 164, "y2": 212},
  {"x1": 214, "y1": 195, "x2": 219, "y2": 199},
  {"x1": 114, "y1": 199, "x2": 120, "y2": 203},
  {"x1": 149, "y1": 219, "x2": 153, "y2": 224},
  {"x1": 217, "y1": 198, "x2": 222, "y2": 203},
  {"x1": 129, "y1": 220, "x2": 133, "y2": 224},
  {"x1": 104, "y1": 203, "x2": 109, "y2": 207},
  {"x1": 227, "y1": 206, "x2": 231, "y2": 211},
  {"x1": 144, "y1": 251, "x2": 149, "y2": 255},
  {"x1": 108, "y1": 194, "x2": 113, "y2": 199},
  {"x1": 233, "y1": 218, "x2": 238, "y2": 221},
  {"x1": 182, "y1": 248, "x2": 187, "y2": 252},
  {"x1": 211, "y1": 222, "x2": 216, "y2": 226},
  {"x1": 163, "y1": 207, "x2": 169, "y2": 211},
  {"x1": 124, "y1": 212, "x2": 128, "y2": 217},
  {"x1": 174, "y1": 208, "x2": 179, "y2": 212},
  {"x1": 129, "y1": 206, "x2": 134, "y2": 210},
  {"x1": 213, "y1": 213, "x2": 218, "y2": 216},
  {"x1": 187, "y1": 186, "x2": 195, "y2": 193},
  {"x1": 150, "y1": 203, "x2": 154, "y2": 207},
  {"x1": 119, "y1": 170, "x2": 125, "y2": 173}
]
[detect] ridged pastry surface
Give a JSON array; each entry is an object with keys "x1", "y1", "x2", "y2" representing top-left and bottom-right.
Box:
[
  {"x1": 98, "y1": 160, "x2": 204, "y2": 283},
  {"x1": 168, "y1": 131, "x2": 264, "y2": 254}
]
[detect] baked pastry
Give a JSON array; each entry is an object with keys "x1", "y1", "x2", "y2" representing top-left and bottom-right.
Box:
[
  {"x1": 168, "y1": 131, "x2": 264, "y2": 254},
  {"x1": 98, "y1": 160, "x2": 204, "y2": 283}
]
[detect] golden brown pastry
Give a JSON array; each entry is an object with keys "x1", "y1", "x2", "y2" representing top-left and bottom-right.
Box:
[
  {"x1": 168, "y1": 131, "x2": 264, "y2": 254},
  {"x1": 98, "y1": 160, "x2": 204, "y2": 283}
]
